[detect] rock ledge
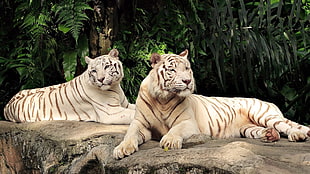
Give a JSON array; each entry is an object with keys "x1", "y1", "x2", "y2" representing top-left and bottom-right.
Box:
[{"x1": 0, "y1": 121, "x2": 309, "y2": 174}]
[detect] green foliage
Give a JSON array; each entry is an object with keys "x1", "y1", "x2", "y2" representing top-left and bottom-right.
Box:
[
  {"x1": 0, "y1": 0, "x2": 91, "y2": 87},
  {"x1": 63, "y1": 51, "x2": 78, "y2": 81},
  {"x1": 52, "y1": 0, "x2": 92, "y2": 44},
  {"x1": 197, "y1": 0, "x2": 309, "y2": 123},
  {"x1": 62, "y1": 34, "x2": 89, "y2": 81},
  {"x1": 0, "y1": 0, "x2": 92, "y2": 119}
]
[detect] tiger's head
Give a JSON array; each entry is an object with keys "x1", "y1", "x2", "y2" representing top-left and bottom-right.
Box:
[
  {"x1": 85, "y1": 49, "x2": 124, "y2": 90},
  {"x1": 148, "y1": 49, "x2": 195, "y2": 99}
]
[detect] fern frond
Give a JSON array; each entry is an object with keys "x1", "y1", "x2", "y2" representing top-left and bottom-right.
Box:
[{"x1": 53, "y1": 0, "x2": 92, "y2": 44}]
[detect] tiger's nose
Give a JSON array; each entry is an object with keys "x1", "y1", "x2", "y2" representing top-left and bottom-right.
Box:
[
  {"x1": 182, "y1": 79, "x2": 191, "y2": 85},
  {"x1": 98, "y1": 77, "x2": 105, "y2": 83}
]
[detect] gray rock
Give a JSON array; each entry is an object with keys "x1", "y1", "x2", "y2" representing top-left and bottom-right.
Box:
[{"x1": 0, "y1": 121, "x2": 309, "y2": 174}]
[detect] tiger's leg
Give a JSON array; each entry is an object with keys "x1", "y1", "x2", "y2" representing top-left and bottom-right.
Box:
[
  {"x1": 252, "y1": 113, "x2": 309, "y2": 142},
  {"x1": 113, "y1": 120, "x2": 151, "y2": 159},
  {"x1": 282, "y1": 118, "x2": 310, "y2": 136},
  {"x1": 240, "y1": 124, "x2": 280, "y2": 142},
  {"x1": 94, "y1": 105, "x2": 135, "y2": 124},
  {"x1": 269, "y1": 118, "x2": 310, "y2": 142},
  {"x1": 255, "y1": 114, "x2": 309, "y2": 142},
  {"x1": 246, "y1": 101, "x2": 309, "y2": 142},
  {"x1": 160, "y1": 119, "x2": 200, "y2": 149}
]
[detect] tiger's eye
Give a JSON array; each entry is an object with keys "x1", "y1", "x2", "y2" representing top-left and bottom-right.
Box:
[
  {"x1": 168, "y1": 68, "x2": 176, "y2": 72},
  {"x1": 91, "y1": 69, "x2": 97, "y2": 73},
  {"x1": 104, "y1": 65, "x2": 110, "y2": 69}
]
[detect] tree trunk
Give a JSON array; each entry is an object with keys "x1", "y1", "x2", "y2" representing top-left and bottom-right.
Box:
[{"x1": 88, "y1": 0, "x2": 124, "y2": 57}]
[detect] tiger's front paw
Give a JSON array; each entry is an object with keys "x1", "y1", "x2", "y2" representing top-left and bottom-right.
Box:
[
  {"x1": 160, "y1": 134, "x2": 183, "y2": 149},
  {"x1": 113, "y1": 139, "x2": 138, "y2": 159},
  {"x1": 288, "y1": 131, "x2": 308, "y2": 142}
]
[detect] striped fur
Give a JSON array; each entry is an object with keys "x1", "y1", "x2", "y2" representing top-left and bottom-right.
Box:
[
  {"x1": 4, "y1": 49, "x2": 135, "y2": 124},
  {"x1": 113, "y1": 49, "x2": 310, "y2": 159}
]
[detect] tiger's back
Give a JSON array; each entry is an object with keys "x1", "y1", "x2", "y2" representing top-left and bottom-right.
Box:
[
  {"x1": 4, "y1": 76, "x2": 95, "y2": 122},
  {"x1": 190, "y1": 95, "x2": 283, "y2": 138}
]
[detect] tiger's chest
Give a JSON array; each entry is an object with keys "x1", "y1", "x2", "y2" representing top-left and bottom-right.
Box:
[{"x1": 150, "y1": 99, "x2": 191, "y2": 129}]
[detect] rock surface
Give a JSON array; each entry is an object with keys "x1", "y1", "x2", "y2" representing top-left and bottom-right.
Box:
[{"x1": 0, "y1": 120, "x2": 309, "y2": 174}]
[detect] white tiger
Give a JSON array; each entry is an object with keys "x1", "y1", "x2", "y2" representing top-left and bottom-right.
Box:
[
  {"x1": 113, "y1": 49, "x2": 310, "y2": 159},
  {"x1": 4, "y1": 49, "x2": 135, "y2": 124}
]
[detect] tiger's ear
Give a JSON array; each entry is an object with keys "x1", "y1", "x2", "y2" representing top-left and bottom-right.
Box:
[
  {"x1": 108, "y1": 49, "x2": 119, "y2": 59},
  {"x1": 150, "y1": 53, "x2": 161, "y2": 68},
  {"x1": 179, "y1": 49, "x2": 188, "y2": 58},
  {"x1": 85, "y1": 56, "x2": 92, "y2": 64}
]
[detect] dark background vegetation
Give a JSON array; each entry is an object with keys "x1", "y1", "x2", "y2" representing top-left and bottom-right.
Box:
[{"x1": 0, "y1": 0, "x2": 309, "y2": 124}]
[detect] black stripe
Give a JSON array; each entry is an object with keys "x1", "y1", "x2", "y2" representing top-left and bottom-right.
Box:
[
  {"x1": 59, "y1": 84, "x2": 65, "y2": 104},
  {"x1": 69, "y1": 80, "x2": 83, "y2": 105},
  {"x1": 54, "y1": 92, "x2": 62, "y2": 118},
  {"x1": 216, "y1": 119, "x2": 221, "y2": 137},
  {"x1": 108, "y1": 104, "x2": 121, "y2": 107},
  {"x1": 165, "y1": 98, "x2": 186, "y2": 120},
  {"x1": 64, "y1": 81, "x2": 81, "y2": 120},
  {"x1": 140, "y1": 93, "x2": 158, "y2": 121},
  {"x1": 264, "y1": 115, "x2": 277, "y2": 127},
  {"x1": 80, "y1": 110, "x2": 92, "y2": 120},
  {"x1": 159, "y1": 70, "x2": 165, "y2": 87},
  {"x1": 75, "y1": 77, "x2": 92, "y2": 105},
  {"x1": 49, "y1": 109, "x2": 53, "y2": 120},
  {"x1": 272, "y1": 121, "x2": 282, "y2": 129},
  {"x1": 241, "y1": 127, "x2": 247, "y2": 137},
  {"x1": 16, "y1": 98, "x2": 22, "y2": 121},
  {"x1": 197, "y1": 97, "x2": 214, "y2": 127},
  {"x1": 136, "y1": 108, "x2": 151, "y2": 128},
  {"x1": 139, "y1": 130, "x2": 146, "y2": 142},
  {"x1": 79, "y1": 77, "x2": 107, "y2": 108},
  {"x1": 21, "y1": 94, "x2": 26, "y2": 120},
  {"x1": 253, "y1": 101, "x2": 264, "y2": 124},
  {"x1": 170, "y1": 114, "x2": 181, "y2": 127},
  {"x1": 242, "y1": 125, "x2": 257, "y2": 137},
  {"x1": 246, "y1": 100, "x2": 254, "y2": 122},
  {"x1": 297, "y1": 125, "x2": 302, "y2": 129},
  {"x1": 255, "y1": 128, "x2": 260, "y2": 137},
  {"x1": 30, "y1": 97, "x2": 35, "y2": 121},
  {"x1": 36, "y1": 109, "x2": 41, "y2": 121},
  {"x1": 211, "y1": 105, "x2": 223, "y2": 122},
  {"x1": 43, "y1": 95, "x2": 46, "y2": 119},
  {"x1": 27, "y1": 99, "x2": 31, "y2": 121},
  {"x1": 258, "y1": 104, "x2": 270, "y2": 125},
  {"x1": 94, "y1": 105, "x2": 109, "y2": 115},
  {"x1": 208, "y1": 121, "x2": 214, "y2": 137},
  {"x1": 64, "y1": 112, "x2": 68, "y2": 120},
  {"x1": 205, "y1": 99, "x2": 225, "y2": 123},
  {"x1": 215, "y1": 99, "x2": 234, "y2": 125},
  {"x1": 48, "y1": 89, "x2": 54, "y2": 107},
  {"x1": 250, "y1": 128, "x2": 255, "y2": 138}
]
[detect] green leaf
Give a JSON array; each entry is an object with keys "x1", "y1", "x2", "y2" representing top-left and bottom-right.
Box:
[
  {"x1": 58, "y1": 24, "x2": 71, "y2": 34},
  {"x1": 54, "y1": 0, "x2": 92, "y2": 44},
  {"x1": 16, "y1": 67, "x2": 28, "y2": 79},
  {"x1": 63, "y1": 51, "x2": 78, "y2": 81},
  {"x1": 281, "y1": 85, "x2": 297, "y2": 101}
]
